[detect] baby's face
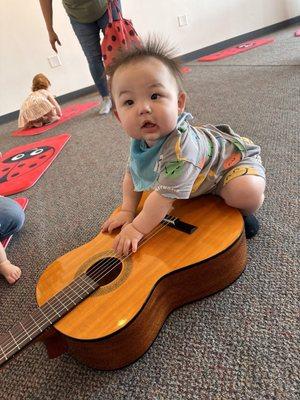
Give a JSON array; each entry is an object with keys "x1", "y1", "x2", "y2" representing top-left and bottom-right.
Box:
[{"x1": 111, "y1": 57, "x2": 186, "y2": 147}]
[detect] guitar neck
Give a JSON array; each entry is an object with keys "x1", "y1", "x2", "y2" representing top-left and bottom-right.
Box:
[{"x1": 0, "y1": 272, "x2": 99, "y2": 367}]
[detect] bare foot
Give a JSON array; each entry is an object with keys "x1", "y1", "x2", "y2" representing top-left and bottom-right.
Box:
[{"x1": 0, "y1": 260, "x2": 21, "y2": 284}]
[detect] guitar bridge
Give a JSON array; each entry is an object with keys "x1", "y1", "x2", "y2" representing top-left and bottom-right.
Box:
[{"x1": 162, "y1": 214, "x2": 197, "y2": 234}]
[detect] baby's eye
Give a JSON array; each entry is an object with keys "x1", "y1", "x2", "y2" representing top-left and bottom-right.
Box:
[
  {"x1": 124, "y1": 99, "x2": 134, "y2": 106},
  {"x1": 151, "y1": 93, "x2": 160, "y2": 100}
]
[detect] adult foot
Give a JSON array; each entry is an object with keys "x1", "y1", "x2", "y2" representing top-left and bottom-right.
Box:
[
  {"x1": 0, "y1": 260, "x2": 21, "y2": 284},
  {"x1": 99, "y1": 97, "x2": 112, "y2": 115},
  {"x1": 243, "y1": 214, "x2": 260, "y2": 239}
]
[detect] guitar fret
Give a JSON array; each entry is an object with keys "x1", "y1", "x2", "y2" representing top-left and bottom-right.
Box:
[
  {"x1": 73, "y1": 279, "x2": 90, "y2": 295},
  {"x1": 54, "y1": 294, "x2": 69, "y2": 311},
  {"x1": 0, "y1": 344, "x2": 8, "y2": 361},
  {"x1": 9, "y1": 331, "x2": 20, "y2": 350},
  {"x1": 60, "y1": 288, "x2": 76, "y2": 305},
  {"x1": 45, "y1": 301, "x2": 61, "y2": 318},
  {"x1": 29, "y1": 313, "x2": 43, "y2": 332},
  {"x1": 39, "y1": 308, "x2": 53, "y2": 324},
  {"x1": 78, "y1": 274, "x2": 98, "y2": 291},
  {"x1": 68, "y1": 283, "x2": 83, "y2": 299},
  {"x1": 19, "y1": 322, "x2": 32, "y2": 341}
]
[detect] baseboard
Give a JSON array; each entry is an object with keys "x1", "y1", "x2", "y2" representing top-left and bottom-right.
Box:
[{"x1": 1, "y1": 15, "x2": 299, "y2": 125}]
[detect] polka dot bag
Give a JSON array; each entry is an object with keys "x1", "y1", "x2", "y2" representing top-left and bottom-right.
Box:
[{"x1": 101, "y1": 0, "x2": 141, "y2": 69}]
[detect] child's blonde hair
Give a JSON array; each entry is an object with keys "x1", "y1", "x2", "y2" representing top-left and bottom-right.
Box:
[
  {"x1": 106, "y1": 37, "x2": 184, "y2": 97},
  {"x1": 32, "y1": 73, "x2": 51, "y2": 91}
]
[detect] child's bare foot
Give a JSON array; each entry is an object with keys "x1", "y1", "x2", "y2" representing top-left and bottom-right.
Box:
[{"x1": 0, "y1": 260, "x2": 21, "y2": 284}]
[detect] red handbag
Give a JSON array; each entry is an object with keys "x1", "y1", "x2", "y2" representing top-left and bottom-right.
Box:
[{"x1": 101, "y1": 0, "x2": 141, "y2": 69}]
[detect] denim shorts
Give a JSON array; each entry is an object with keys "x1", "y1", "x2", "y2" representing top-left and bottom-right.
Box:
[{"x1": 0, "y1": 197, "x2": 25, "y2": 240}]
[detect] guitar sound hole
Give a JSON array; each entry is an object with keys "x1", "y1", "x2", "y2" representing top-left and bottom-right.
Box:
[{"x1": 86, "y1": 257, "x2": 122, "y2": 286}]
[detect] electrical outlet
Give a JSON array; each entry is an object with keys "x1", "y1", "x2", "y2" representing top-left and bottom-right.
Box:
[
  {"x1": 178, "y1": 15, "x2": 188, "y2": 27},
  {"x1": 47, "y1": 55, "x2": 62, "y2": 68}
]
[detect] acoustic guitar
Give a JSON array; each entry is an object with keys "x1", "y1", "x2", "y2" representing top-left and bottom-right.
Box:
[{"x1": 0, "y1": 194, "x2": 247, "y2": 370}]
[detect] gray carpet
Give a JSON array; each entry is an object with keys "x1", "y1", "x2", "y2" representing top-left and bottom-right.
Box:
[{"x1": 0, "y1": 25, "x2": 299, "y2": 400}]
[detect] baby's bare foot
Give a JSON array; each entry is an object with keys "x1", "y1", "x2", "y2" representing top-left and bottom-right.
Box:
[{"x1": 0, "y1": 260, "x2": 21, "y2": 284}]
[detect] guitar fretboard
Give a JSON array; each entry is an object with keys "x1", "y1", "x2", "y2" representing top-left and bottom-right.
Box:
[{"x1": 0, "y1": 273, "x2": 99, "y2": 366}]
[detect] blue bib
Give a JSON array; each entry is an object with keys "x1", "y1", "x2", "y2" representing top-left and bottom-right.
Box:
[{"x1": 129, "y1": 113, "x2": 193, "y2": 191}]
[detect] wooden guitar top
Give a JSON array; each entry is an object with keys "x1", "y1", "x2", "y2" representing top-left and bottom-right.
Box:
[{"x1": 36, "y1": 195, "x2": 243, "y2": 341}]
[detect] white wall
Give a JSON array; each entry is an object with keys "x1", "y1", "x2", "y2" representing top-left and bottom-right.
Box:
[{"x1": 1, "y1": 0, "x2": 299, "y2": 116}]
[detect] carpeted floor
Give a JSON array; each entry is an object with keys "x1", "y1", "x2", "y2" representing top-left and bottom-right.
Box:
[{"x1": 0, "y1": 25, "x2": 299, "y2": 400}]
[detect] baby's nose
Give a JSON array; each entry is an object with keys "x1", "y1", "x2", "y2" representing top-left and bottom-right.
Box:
[{"x1": 139, "y1": 102, "x2": 152, "y2": 114}]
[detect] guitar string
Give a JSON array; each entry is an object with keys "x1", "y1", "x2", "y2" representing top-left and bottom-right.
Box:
[
  {"x1": 0, "y1": 217, "x2": 175, "y2": 357},
  {"x1": 0, "y1": 216, "x2": 178, "y2": 358}
]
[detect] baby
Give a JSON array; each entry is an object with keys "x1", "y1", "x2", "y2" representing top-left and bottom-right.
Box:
[
  {"x1": 18, "y1": 73, "x2": 62, "y2": 129},
  {"x1": 102, "y1": 39, "x2": 266, "y2": 256}
]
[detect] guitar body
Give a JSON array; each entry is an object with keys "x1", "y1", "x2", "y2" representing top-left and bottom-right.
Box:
[{"x1": 35, "y1": 195, "x2": 247, "y2": 370}]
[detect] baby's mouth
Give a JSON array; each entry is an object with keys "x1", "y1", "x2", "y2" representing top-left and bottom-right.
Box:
[{"x1": 142, "y1": 121, "x2": 156, "y2": 129}]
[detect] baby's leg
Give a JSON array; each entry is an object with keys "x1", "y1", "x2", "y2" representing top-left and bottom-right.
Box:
[
  {"x1": 27, "y1": 118, "x2": 43, "y2": 128},
  {"x1": 43, "y1": 109, "x2": 60, "y2": 125},
  {"x1": 0, "y1": 244, "x2": 21, "y2": 284},
  {"x1": 0, "y1": 260, "x2": 21, "y2": 284},
  {"x1": 219, "y1": 175, "x2": 265, "y2": 215}
]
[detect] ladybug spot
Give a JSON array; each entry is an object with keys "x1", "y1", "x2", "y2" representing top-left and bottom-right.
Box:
[
  {"x1": 107, "y1": 45, "x2": 113, "y2": 51},
  {"x1": 11, "y1": 173, "x2": 20, "y2": 177},
  {"x1": 2, "y1": 167, "x2": 10, "y2": 172},
  {"x1": 108, "y1": 23, "x2": 112, "y2": 28},
  {"x1": 29, "y1": 163, "x2": 37, "y2": 168},
  {"x1": 18, "y1": 164, "x2": 25, "y2": 168},
  {"x1": 111, "y1": 35, "x2": 116, "y2": 41},
  {"x1": 129, "y1": 30, "x2": 134, "y2": 36},
  {"x1": 39, "y1": 155, "x2": 47, "y2": 159},
  {"x1": 103, "y1": 54, "x2": 107, "y2": 60}
]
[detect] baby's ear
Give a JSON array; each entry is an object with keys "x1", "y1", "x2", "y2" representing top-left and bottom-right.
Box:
[{"x1": 178, "y1": 91, "x2": 187, "y2": 114}]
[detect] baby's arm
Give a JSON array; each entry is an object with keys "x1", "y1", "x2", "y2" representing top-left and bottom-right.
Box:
[
  {"x1": 113, "y1": 191, "x2": 174, "y2": 256},
  {"x1": 102, "y1": 171, "x2": 142, "y2": 233},
  {"x1": 132, "y1": 191, "x2": 173, "y2": 235},
  {"x1": 47, "y1": 93, "x2": 62, "y2": 116}
]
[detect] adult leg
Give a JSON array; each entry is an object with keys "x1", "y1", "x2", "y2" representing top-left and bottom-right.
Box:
[{"x1": 69, "y1": 15, "x2": 109, "y2": 99}]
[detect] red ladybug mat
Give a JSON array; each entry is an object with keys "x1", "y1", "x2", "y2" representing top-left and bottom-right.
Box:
[
  {"x1": 198, "y1": 37, "x2": 274, "y2": 62},
  {"x1": 0, "y1": 133, "x2": 71, "y2": 196},
  {"x1": 12, "y1": 101, "x2": 98, "y2": 137},
  {"x1": 1, "y1": 197, "x2": 28, "y2": 250}
]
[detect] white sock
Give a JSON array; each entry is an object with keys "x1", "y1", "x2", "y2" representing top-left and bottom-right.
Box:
[{"x1": 99, "y1": 97, "x2": 112, "y2": 114}]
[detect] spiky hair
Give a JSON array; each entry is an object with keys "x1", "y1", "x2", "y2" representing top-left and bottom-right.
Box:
[{"x1": 106, "y1": 37, "x2": 184, "y2": 94}]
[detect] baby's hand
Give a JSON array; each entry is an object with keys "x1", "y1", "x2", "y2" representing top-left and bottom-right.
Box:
[
  {"x1": 113, "y1": 223, "x2": 144, "y2": 256},
  {"x1": 101, "y1": 210, "x2": 135, "y2": 233}
]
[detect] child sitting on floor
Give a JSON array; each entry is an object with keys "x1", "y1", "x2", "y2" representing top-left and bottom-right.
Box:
[
  {"x1": 0, "y1": 195, "x2": 25, "y2": 284},
  {"x1": 18, "y1": 73, "x2": 62, "y2": 129},
  {"x1": 101, "y1": 39, "x2": 266, "y2": 256}
]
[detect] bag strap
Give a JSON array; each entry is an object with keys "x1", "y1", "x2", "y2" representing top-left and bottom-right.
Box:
[{"x1": 107, "y1": 0, "x2": 122, "y2": 23}]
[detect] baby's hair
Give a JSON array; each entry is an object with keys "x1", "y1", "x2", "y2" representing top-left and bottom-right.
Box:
[
  {"x1": 32, "y1": 73, "x2": 51, "y2": 91},
  {"x1": 106, "y1": 37, "x2": 184, "y2": 95}
]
